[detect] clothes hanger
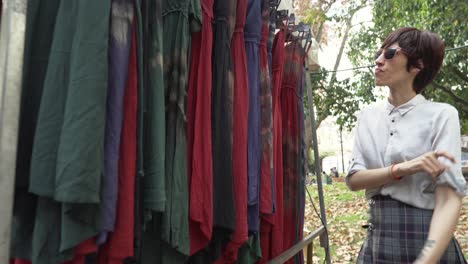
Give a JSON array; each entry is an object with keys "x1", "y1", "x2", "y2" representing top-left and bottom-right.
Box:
[{"x1": 270, "y1": 0, "x2": 281, "y2": 11}]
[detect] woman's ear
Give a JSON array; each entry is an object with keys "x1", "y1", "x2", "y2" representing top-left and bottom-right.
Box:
[{"x1": 411, "y1": 59, "x2": 424, "y2": 74}]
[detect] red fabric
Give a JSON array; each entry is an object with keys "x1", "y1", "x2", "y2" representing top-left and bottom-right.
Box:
[
  {"x1": 257, "y1": 2, "x2": 274, "y2": 261},
  {"x1": 62, "y1": 238, "x2": 97, "y2": 264},
  {"x1": 258, "y1": 0, "x2": 272, "y2": 216},
  {"x1": 10, "y1": 238, "x2": 97, "y2": 264},
  {"x1": 258, "y1": 220, "x2": 272, "y2": 263},
  {"x1": 214, "y1": 0, "x2": 249, "y2": 262},
  {"x1": 10, "y1": 260, "x2": 30, "y2": 264},
  {"x1": 259, "y1": 28, "x2": 287, "y2": 262},
  {"x1": 187, "y1": 0, "x2": 214, "y2": 256},
  {"x1": 97, "y1": 21, "x2": 137, "y2": 264},
  {"x1": 281, "y1": 40, "x2": 303, "y2": 264}
]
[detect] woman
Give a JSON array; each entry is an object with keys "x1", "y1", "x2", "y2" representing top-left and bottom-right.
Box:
[{"x1": 347, "y1": 27, "x2": 467, "y2": 263}]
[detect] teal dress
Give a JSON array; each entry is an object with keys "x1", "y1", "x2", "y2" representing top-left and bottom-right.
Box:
[{"x1": 13, "y1": 1, "x2": 111, "y2": 263}]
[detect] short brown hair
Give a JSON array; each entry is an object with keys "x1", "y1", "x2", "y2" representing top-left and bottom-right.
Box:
[{"x1": 381, "y1": 27, "x2": 445, "y2": 93}]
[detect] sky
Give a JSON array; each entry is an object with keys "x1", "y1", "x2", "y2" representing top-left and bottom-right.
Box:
[{"x1": 317, "y1": 4, "x2": 373, "y2": 81}]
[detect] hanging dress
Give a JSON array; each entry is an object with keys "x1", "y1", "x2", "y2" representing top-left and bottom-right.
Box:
[
  {"x1": 97, "y1": 15, "x2": 138, "y2": 264},
  {"x1": 281, "y1": 39, "x2": 305, "y2": 264},
  {"x1": 143, "y1": 0, "x2": 166, "y2": 214},
  {"x1": 212, "y1": 0, "x2": 248, "y2": 262},
  {"x1": 20, "y1": 1, "x2": 111, "y2": 262},
  {"x1": 210, "y1": 0, "x2": 237, "y2": 235},
  {"x1": 187, "y1": 0, "x2": 214, "y2": 256},
  {"x1": 11, "y1": 0, "x2": 60, "y2": 261},
  {"x1": 245, "y1": 0, "x2": 262, "y2": 235},
  {"x1": 259, "y1": 26, "x2": 287, "y2": 261},
  {"x1": 257, "y1": 0, "x2": 275, "y2": 262},
  {"x1": 97, "y1": 0, "x2": 134, "y2": 245},
  {"x1": 258, "y1": 0, "x2": 273, "y2": 218},
  {"x1": 160, "y1": 0, "x2": 201, "y2": 260}
]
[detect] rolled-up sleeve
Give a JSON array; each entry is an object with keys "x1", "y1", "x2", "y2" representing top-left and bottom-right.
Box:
[
  {"x1": 432, "y1": 107, "x2": 468, "y2": 197},
  {"x1": 346, "y1": 112, "x2": 368, "y2": 188}
]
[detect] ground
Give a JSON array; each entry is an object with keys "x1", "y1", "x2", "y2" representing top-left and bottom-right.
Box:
[{"x1": 303, "y1": 180, "x2": 468, "y2": 263}]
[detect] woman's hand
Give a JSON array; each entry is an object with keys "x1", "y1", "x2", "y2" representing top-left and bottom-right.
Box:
[{"x1": 394, "y1": 150, "x2": 455, "y2": 180}]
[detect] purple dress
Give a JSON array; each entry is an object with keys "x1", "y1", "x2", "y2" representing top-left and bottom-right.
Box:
[
  {"x1": 97, "y1": 0, "x2": 134, "y2": 245},
  {"x1": 244, "y1": 0, "x2": 262, "y2": 233}
]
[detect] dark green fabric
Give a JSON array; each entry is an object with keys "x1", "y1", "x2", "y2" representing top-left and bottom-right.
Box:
[
  {"x1": 10, "y1": 190, "x2": 37, "y2": 260},
  {"x1": 237, "y1": 234, "x2": 262, "y2": 264},
  {"x1": 29, "y1": 0, "x2": 110, "y2": 203},
  {"x1": 161, "y1": 0, "x2": 201, "y2": 257},
  {"x1": 17, "y1": 1, "x2": 111, "y2": 263},
  {"x1": 31, "y1": 198, "x2": 73, "y2": 264},
  {"x1": 135, "y1": 0, "x2": 145, "y2": 256},
  {"x1": 187, "y1": 229, "x2": 232, "y2": 263},
  {"x1": 144, "y1": 0, "x2": 166, "y2": 213},
  {"x1": 15, "y1": 0, "x2": 60, "y2": 189},
  {"x1": 11, "y1": 0, "x2": 59, "y2": 259},
  {"x1": 141, "y1": 213, "x2": 163, "y2": 263}
]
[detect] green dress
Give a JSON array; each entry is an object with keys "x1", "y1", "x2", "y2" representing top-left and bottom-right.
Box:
[
  {"x1": 11, "y1": 0, "x2": 60, "y2": 261},
  {"x1": 144, "y1": 0, "x2": 166, "y2": 214},
  {"x1": 141, "y1": 0, "x2": 201, "y2": 263},
  {"x1": 18, "y1": 1, "x2": 111, "y2": 263},
  {"x1": 162, "y1": 0, "x2": 201, "y2": 256}
]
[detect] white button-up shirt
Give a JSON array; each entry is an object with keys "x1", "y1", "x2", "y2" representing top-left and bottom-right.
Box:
[{"x1": 347, "y1": 94, "x2": 467, "y2": 209}]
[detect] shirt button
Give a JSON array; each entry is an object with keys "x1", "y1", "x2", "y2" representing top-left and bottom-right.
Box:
[
  {"x1": 392, "y1": 119, "x2": 395, "y2": 123},
  {"x1": 390, "y1": 132, "x2": 394, "y2": 136}
]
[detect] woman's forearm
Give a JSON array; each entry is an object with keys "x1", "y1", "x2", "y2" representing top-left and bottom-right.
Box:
[
  {"x1": 414, "y1": 186, "x2": 462, "y2": 264},
  {"x1": 347, "y1": 166, "x2": 394, "y2": 191}
]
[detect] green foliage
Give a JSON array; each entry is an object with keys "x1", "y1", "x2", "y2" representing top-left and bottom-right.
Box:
[
  {"x1": 306, "y1": 0, "x2": 468, "y2": 133},
  {"x1": 304, "y1": 0, "x2": 375, "y2": 131},
  {"x1": 310, "y1": 68, "x2": 377, "y2": 130},
  {"x1": 348, "y1": 0, "x2": 468, "y2": 133}
]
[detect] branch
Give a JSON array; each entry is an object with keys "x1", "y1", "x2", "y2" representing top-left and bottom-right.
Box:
[
  {"x1": 449, "y1": 66, "x2": 468, "y2": 83},
  {"x1": 432, "y1": 82, "x2": 468, "y2": 107}
]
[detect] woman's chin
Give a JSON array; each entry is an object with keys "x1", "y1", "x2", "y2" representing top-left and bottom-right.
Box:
[{"x1": 375, "y1": 80, "x2": 383, "y2": 86}]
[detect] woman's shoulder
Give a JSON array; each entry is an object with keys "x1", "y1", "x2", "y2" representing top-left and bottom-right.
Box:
[{"x1": 420, "y1": 100, "x2": 458, "y2": 117}]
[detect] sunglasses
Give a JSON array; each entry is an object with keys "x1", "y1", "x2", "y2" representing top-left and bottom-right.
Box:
[{"x1": 374, "y1": 48, "x2": 402, "y2": 60}]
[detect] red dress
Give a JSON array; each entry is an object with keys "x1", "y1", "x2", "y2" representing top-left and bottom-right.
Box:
[
  {"x1": 281, "y1": 40, "x2": 305, "y2": 264},
  {"x1": 257, "y1": 0, "x2": 273, "y2": 261},
  {"x1": 97, "y1": 21, "x2": 137, "y2": 264},
  {"x1": 213, "y1": 0, "x2": 248, "y2": 262},
  {"x1": 187, "y1": 0, "x2": 214, "y2": 256},
  {"x1": 260, "y1": 27, "x2": 287, "y2": 261}
]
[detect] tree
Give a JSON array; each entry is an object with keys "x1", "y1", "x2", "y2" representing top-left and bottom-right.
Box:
[
  {"x1": 299, "y1": 0, "x2": 373, "y2": 130},
  {"x1": 295, "y1": 0, "x2": 337, "y2": 44},
  {"x1": 347, "y1": 0, "x2": 468, "y2": 133},
  {"x1": 298, "y1": 0, "x2": 371, "y2": 165},
  {"x1": 301, "y1": 0, "x2": 467, "y2": 134}
]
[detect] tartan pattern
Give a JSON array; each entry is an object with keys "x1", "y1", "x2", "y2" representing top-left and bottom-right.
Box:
[{"x1": 357, "y1": 195, "x2": 467, "y2": 264}]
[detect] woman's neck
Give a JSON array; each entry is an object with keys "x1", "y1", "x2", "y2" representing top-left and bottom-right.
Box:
[{"x1": 388, "y1": 84, "x2": 417, "y2": 107}]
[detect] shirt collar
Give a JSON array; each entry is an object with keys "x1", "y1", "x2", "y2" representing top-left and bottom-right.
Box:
[{"x1": 385, "y1": 94, "x2": 426, "y2": 116}]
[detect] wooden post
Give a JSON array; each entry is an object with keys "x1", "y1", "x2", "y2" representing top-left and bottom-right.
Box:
[{"x1": 306, "y1": 241, "x2": 313, "y2": 264}]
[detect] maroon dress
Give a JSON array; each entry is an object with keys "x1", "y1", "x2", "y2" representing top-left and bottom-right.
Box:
[
  {"x1": 281, "y1": 39, "x2": 305, "y2": 264},
  {"x1": 187, "y1": 0, "x2": 214, "y2": 255},
  {"x1": 259, "y1": 26, "x2": 287, "y2": 261}
]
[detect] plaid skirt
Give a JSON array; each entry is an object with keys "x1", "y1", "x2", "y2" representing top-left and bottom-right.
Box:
[{"x1": 357, "y1": 195, "x2": 467, "y2": 264}]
